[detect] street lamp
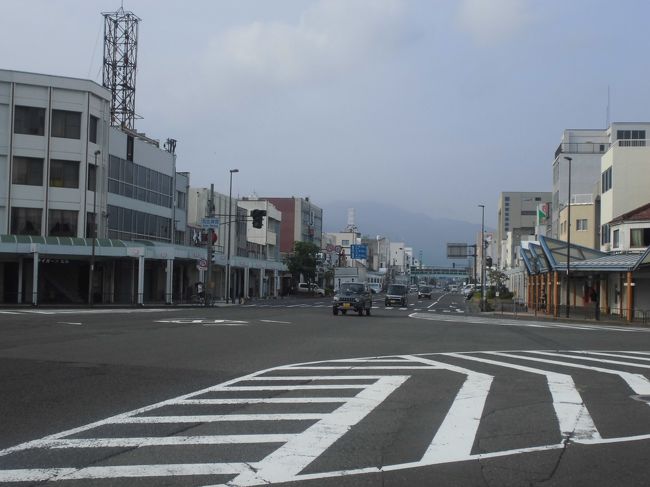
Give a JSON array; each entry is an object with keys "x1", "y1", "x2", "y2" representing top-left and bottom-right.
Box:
[
  {"x1": 564, "y1": 156, "x2": 572, "y2": 317},
  {"x1": 88, "y1": 150, "x2": 101, "y2": 305},
  {"x1": 226, "y1": 168, "x2": 239, "y2": 304},
  {"x1": 478, "y1": 205, "x2": 486, "y2": 311}
]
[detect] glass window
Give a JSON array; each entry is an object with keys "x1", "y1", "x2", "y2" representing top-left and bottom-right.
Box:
[
  {"x1": 12, "y1": 156, "x2": 43, "y2": 186},
  {"x1": 576, "y1": 219, "x2": 588, "y2": 231},
  {"x1": 342, "y1": 239, "x2": 350, "y2": 246},
  {"x1": 88, "y1": 164, "x2": 97, "y2": 192},
  {"x1": 631, "y1": 228, "x2": 650, "y2": 248},
  {"x1": 89, "y1": 115, "x2": 99, "y2": 144},
  {"x1": 11, "y1": 207, "x2": 42, "y2": 235},
  {"x1": 48, "y1": 209, "x2": 78, "y2": 237},
  {"x1": 51, "y1": 110, "x2": 81, "y2": 139},
  {"x1": 613, "y1": 229, "x2": 620, "y2": 248},
  {"x1": 14, "y1": 106, "x2": 45, "y2": 136},
  {"x1": 86, "y1": 212, "x2": 96, "y2": 238},
  {"x1": 49, "y1": 159, "x2": 79, "y2": 188},
  {"x1": 126, "y1": 135, "x2": 134, "y2": 161}
]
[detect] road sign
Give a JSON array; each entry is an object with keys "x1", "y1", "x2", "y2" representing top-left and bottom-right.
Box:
[
  {"x1": 201, "y1": 217, "x2": 220, "y2": 229},
  {"x1": 196, "y1": 258, "x2": 208, "y2": 271},
  {"x1": 334, "y1": 245, "x2": 342, "y2": 253},
  {"x1": 447, "y1": 243, "x2": 469, "y2": 259},
  {"x1": 350, "y1": 244, "x2": 368, "y2": 259}
]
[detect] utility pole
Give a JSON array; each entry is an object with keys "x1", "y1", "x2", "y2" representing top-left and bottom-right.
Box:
[
  {"x1": 88, "y1": 149, "x2": 101, "y2": 305},
  {"x1": 205, "y1": 183, "x2": 214, "y2": 307},
  {"x1": 226, "y1": 169, "x2": 239, "y2": 304},
  {"x1": 479, "y1": 204, "x2": 486, "y2": 311},
  {"x1": 564, "y1": 156, "x2": 572, "y2": 317}
]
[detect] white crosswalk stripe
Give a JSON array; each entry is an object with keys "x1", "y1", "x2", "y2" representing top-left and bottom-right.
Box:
[{"x1": 2, "y1": 351, "x2": 650, "y2": 485}]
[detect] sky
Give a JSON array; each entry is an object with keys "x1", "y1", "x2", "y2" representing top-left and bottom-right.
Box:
[{"x1": 3, "y1": 0, "x2": 650, "y2": 228}]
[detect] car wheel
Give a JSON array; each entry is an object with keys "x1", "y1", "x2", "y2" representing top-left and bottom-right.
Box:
[
  {"x1": 342, "y1": 310, "x2": 347, "y2": 315},
  {"x1": 333, "y1": 308, "x2": 338, "y2": 315}
]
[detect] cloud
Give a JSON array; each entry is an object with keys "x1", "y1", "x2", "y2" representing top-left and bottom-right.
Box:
[
  {"x1": 198, "y1": 0, "x2": 408, "y2": 92},
  {"x1": 457, "y1": 0, "x2": 531, "y2": 44}
]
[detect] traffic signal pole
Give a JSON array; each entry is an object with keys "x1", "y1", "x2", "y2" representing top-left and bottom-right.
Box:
[{"x1": 205, "y1": 183, "x2": 214, "y2": 307}]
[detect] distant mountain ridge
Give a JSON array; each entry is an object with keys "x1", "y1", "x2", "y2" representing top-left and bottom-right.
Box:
[{"x1": 321, "y1": 201, "x2": 485, "y2": 266}]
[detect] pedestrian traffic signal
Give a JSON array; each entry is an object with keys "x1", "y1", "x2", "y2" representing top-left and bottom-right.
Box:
[
  {"x1": 251, "y1": 209, "x2": 267, "y2": 228},
  {"x1": 486, "y1": 256, "x2": 493, "y2": 268}
]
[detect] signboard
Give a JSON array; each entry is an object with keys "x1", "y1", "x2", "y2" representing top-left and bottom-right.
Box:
[
  {"x1": 537, "y1": 203, "x2": 550, "y2": 225},
  {"x1": 350, "y1": 244, "x2": 368, "y2": 259},
  {"x1": 201, "y1": 217, "x2": 220, "y2": 229},
  {"x1": 196, "y1": 258, "x2": 208, "y2": 271},
  {"x1": 446, "y1": 243, "x2": 469, "y2": 259}
]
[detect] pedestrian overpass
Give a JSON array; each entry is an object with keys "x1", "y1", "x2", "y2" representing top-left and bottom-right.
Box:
[{"x1": 410, "y1": 265, "x2": 469, "y2": 283}]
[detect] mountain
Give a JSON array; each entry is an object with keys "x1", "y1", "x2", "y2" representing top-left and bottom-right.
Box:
[{"x1": 321, "y1": 201, "x2": 486, "y2": 266}]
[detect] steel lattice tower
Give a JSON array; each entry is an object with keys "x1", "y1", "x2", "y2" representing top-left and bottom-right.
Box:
[{"x1": 102, "y1": 7, "x2": 141, "y2": 129}]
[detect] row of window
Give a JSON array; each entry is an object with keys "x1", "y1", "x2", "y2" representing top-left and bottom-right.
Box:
[
  {"x1": 10, "y1": 207, "x2": 87, "y2": 237},
  {"x1": 108, "y1": 156, "x2": 173, "y2": 208},
  {"x1": 602, "y1": 166, "x2": 613, "y2": 193},
  {"x1": 11, "y1": 156, "x2": 97, "y2": 190},
  {"x1": 107, "y1": 204, "x2": 171, "y2": 242},
  {"x1": 14, "y1": 105, "x2": 99, "y2": 142}
]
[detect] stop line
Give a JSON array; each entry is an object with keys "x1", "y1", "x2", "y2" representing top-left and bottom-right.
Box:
[{"x1": 1, "y1": 350, "x2": 650, "y2": 485}]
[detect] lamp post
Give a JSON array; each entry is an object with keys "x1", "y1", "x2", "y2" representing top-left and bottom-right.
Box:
[
  {"x1": 88, "y1": 150, "x2": 101, "y2": 305},
  {"x1": 564, "y1": 156, "x2": 572, "y2": 317},
  {"x1": 478, "y1": 205, "x2": 486, "y2": 311},
  {"x1": 226, "y1": 168, "x2": 239, "y2": 304}
]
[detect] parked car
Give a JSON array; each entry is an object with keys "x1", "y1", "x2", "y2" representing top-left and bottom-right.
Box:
[
  {"x1": 368, "y1": 283, "x2": 382, "y2": 294},
  {"x1": 418, "y1": 285, "x2": 433, "y2": 299},
  {"x1": 332, "y1": 283, "x2": 372, "y2": 316},
  {"x1": 297, "y1": 282, "x2": 325, "y2": 296},
  {"x1": 385, "y1": 284, "x2": 408, "y2": 307}
]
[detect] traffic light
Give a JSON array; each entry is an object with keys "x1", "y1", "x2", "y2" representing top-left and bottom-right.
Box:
[
  {"x1": 486, "y1": 256, "x2": 493, "y2": 268},
  {"x1": 251, "y1": 209, "x2": 267, "y2": 229}
]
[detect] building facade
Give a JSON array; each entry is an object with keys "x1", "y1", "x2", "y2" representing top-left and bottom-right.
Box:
[{"x1": 261, "y1": 197, "x2": 322, "y2": 255}]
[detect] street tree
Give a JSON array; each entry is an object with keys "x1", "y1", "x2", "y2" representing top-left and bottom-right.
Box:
[{"x1": 285, "y1": 241, "x2": 320, "y2": 292}]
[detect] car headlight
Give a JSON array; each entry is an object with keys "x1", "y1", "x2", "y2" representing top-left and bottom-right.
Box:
[{"x1": 333, "y1": 296, "x2": 339, "y2": 302}]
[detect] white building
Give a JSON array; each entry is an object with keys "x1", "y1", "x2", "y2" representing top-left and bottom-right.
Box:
[{"x1": 0, "y1": 69, "x2": 200, "y2": 305}]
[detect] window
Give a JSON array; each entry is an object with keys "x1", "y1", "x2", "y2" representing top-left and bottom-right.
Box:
[
  {"x1": 51, "y1": 110, "x2": 81, "y2": 139},
  {"x1": 126, "y1": 135, "x2": 134, "y2": 161},
  {"x1": 342, "y1": 239, "x2": 350, "y2": 246},
  {"x1": 504, "y1": 196, "x2": 510, "y2": 201},
  {"x1": 12, "y1": 156, "x2": 43, "y2": 186},
  {"x1": 107, "y1": 205, "x2": 172, "y2": 242},
  {"x1": 89, "y1": 115, "x2": 99, "y2": 144},
  {"x1": 49, "y1": 160, "x2": 79, "y2": 188},
  {"x1": 535, "y1": 197, "x2": 542, "y2": 201},
  {"x1": 14, "y1": 106, "x2": 45, "y2": 135},
  {"x1": 601, "y1": 166, "x2": 612, "y2": 192},
  {"x1": 576, "y1": 219, "x2": 588, "y2": 231},
  {"x1": 613, "y1": 229, "x2": 620, "y2": 248},
  {"x1": 48, "y1": 210, "x2": 78, "y2": 237},
  {"x1": 617, "y1": 129, "x2": 646, "y2": 147},
  {"x1": 630, "y1": 228, "x2": 650, "y2": 248},
  {"x1": 601, "y1": 224, "x2": 611, "y2": 245},
  {"x1": 86, "y1": 212, "x2": 96, "y2": 238},
  {"x1": 11, "y1": 207, "x2": 42, "y2": 235},
  {"x1": 107, "y1": 155, "x2": 173, "y2": 208},
  {"x1": 521, "y1": 210, "x2": 536, "y2": 216},
  {"x1": 176, "y1": 191, "x2": 186, "y2": 209},
  {"x1": 88, "y1": 164, "x2": 97, "y2": 192}
]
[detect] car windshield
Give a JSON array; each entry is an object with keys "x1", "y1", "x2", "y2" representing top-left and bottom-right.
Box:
[
  {"x1": 420, "y1": 286, "x2": 431, "y2": 292},
  {"x1": 339, "y1": 283, "x2": 364, "y2": 294},
  {"x1": 387, "y1": 285, "x2": 406, "y2": 294}
]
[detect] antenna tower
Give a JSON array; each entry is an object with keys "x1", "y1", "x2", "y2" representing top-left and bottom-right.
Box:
[{"x1": 102, "y1": 7, "x2": 141, "y2": 129}]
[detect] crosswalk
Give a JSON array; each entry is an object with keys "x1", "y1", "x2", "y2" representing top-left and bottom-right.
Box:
[
  {"x1": 2, "y1": 350, "x2": 650, "y2": 485},
  {"x1": 0, "y1": 308, "x2": 177, "y2": 315}
]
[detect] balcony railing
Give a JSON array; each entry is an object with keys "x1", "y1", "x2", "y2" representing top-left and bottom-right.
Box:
[
  {"x1": 570, "y1": 194, "x2": 594, "y2": 205},
  {"x1": 555, "y1": 142, "x2": 610, "y2": 158}
]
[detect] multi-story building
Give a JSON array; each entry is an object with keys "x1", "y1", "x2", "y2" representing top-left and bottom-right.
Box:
[
  {"x1": 188, "y1": 189, "x2": 285, "y2": 299},
  {"x1": 497, "y1": 191, "x2": 552, "y2": 268},
  {"x1": 261, "y1": 197, "x2": 322, "y2": 255},
  {"x1": 0, "y1": 69, "x2": 201, "y2": 305},
  {"x1": 599, "y1": 124, "x2": 650, "y2": 252}
]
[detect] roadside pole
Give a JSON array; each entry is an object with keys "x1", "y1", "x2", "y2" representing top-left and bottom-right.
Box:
[{"x1": 205, "y1": 184, "x2": 214, "y2": 307}]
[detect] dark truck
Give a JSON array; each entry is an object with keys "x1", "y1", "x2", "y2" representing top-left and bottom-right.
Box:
[
  {"x1": 385, "y1": 284, "x2": 408, "y2": 307},
  {"x1": 332, "y1": 282, "x2": 373, "y2": 316}
]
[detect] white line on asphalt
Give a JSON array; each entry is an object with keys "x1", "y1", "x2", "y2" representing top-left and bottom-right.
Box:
[
  {"x1": 538, "y1": 351, "x2": 650, "y2": 369},
  {"x1": 403, "y1": 355, "x2": 493, "y2": 463},
  {"x1": 0, "y1": 311, "x2": 20, "y2": 314},
  {"x1": 218, "y1": 384, "x2": 365, "y2": 391},
  {"x1": 180, "y1": 398, "x2": 346, "y2": 405},
  {"x1": 582, "y1": 351, "x2": 650, "y2": 362},
  {"x1": 260, "y1": 319, "x2": 292, "y2": 324},
  {"x1": 446, "y1": 352, "x2": 601, "y2": 441},
  {"x1": 279, "y1": 366, "x2": 439, "y2": 370},
  {"x1": 56, "y1": 321, "x2": 83, "y2": 325},
  {"x1": 31, "y1": 434, "x2": 296, "y2": 449},
  {"x1": 245, "y1": 375, "x2": 381, "y2": 380},
  {"x1": 223, "y1": 375, "x2": 409, "y2": 486},
  {"x1": 485, "y1": 352, "x2": 650, "y2": 397},
  {"x1": 117, "y1": 413, "x2": 325, "y2": 424}
]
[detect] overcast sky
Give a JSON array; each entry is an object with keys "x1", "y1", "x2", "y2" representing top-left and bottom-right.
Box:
[{"x1": 3, "y1": 0, "x2": 650, "y2": 227}]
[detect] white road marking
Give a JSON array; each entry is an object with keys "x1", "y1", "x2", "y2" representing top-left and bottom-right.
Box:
[
  {"x1": 224, "y1": 375, "x2": 408, "y2": 486},
  {"x1": 446, "y1": 352, "x2": 601, "y2": 441},
  {"x1": 585, "y1": 351, "x2": 650, "y2": 362},
  {"x1": 181, "y1": 398, "x2": 346, "y2": 405},
  {"x1": 0, "y1": 311, "x2": 20, "y2": 314},
  {"x1": 279, "y1": 366, "x2": 439, "y2": 370},
  {"x1": 56, "y1": 321, "x2": 83, "y2": 326},
  {"x1": 404, "y1": 355, "x2": 493, "y2": 463},
  {"x1": 260, "y1": 319, "x2": 292, "y2": 324},
  {"x1": 117, "y1": 414, "x2": 325, "y2": 424},
  {"x1": 540, "y1": 351, "x2": 650, "y2": 369},
  {"x1": 155, "y1": 318, "x2": 248, "y2": 325}
]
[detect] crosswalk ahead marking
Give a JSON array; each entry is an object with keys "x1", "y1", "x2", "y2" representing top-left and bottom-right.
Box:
[{"x1": 2, "y1": 351, "x2": 650, "y2": 485}]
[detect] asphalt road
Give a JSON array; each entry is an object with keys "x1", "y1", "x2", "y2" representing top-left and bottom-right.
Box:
[{"x1": 1, "y1": 291, "x2": 650, "y2": 486}]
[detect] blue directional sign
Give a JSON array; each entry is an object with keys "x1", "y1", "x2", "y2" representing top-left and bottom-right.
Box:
[
  {"x1": 201, "y1": 217, "x2": 220, "y2": 229},
  {"x1": 350, "y1": 244, "x2": 368, "y2": 259}
]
